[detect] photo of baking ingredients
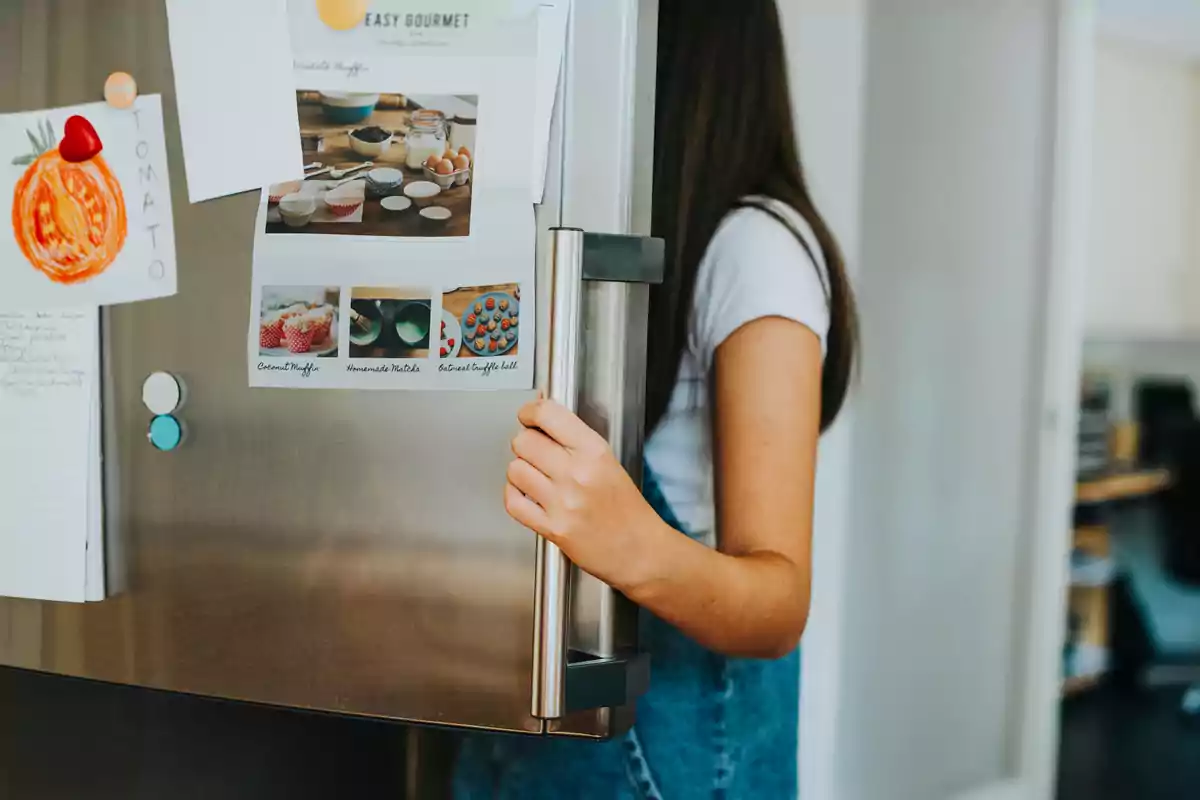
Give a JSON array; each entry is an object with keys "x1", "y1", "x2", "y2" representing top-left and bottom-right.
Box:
[
  {"x1": 259, "y1": 286, "x2": 340, "y2": 358},
  {"x1": 441, "y1": 284, "x2": 521, "y2": 359},
  {"x1": 349, "y1": 287, "x2": 434, "y2": 360},
  {"x1": 264, "y1": 91, "x2": 477, "y2": 238}
]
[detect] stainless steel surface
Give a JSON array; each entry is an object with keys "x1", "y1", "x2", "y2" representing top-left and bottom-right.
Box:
[
  {"x1": 569, "y1": 235, "x2": 658, "y2": 659},
  {"x1": 0, "y1": 0, "x2": 550, "y2": 735},
  {"x1": 548, "y1": 0, "x2": 660, "y2": 739},
  {"x1": 570, "y1": 280, "x2": 649, "y2": 659},
  {"x1": 532, "y1": 228, "x2": 585, "y2": 720},
  {"x1": 0, "y1": 0, "x2": 659, "y2": 742}
]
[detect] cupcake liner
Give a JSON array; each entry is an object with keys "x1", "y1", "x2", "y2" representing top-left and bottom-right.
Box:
[
  {"x1": 310, "y1": 315, "x2": 332, "y2": 345},
  {"x1": 287, "y1": 327, "x2": 316, "y2": 354},
  {"x1": 260, "y1": 317, "x2": 284, "y2": 349},
  {"x1": 326, "y1": 198, "x2": 363, "y2": 217}
]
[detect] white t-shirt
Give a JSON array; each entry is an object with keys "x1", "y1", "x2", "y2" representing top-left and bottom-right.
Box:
[{"x1": 642, "y1": 197, "x2": 830, "y2": 546}]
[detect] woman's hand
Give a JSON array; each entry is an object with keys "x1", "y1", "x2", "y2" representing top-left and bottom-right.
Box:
[{"x1": 504, "y1": 398, "x2": 666, "y2": 592}]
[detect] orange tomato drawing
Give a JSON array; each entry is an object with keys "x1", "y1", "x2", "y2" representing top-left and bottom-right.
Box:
[{"x1": 12, "y1": 137, "x2": 127, "y2": 285}]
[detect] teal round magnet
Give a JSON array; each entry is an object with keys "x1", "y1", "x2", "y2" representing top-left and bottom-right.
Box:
[{"x1": 148, "y1": 414, "x2": 184, "y2": 451}]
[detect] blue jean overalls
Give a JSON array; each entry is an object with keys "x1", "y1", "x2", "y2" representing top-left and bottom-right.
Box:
[{"x1": 453, "y1": 466, "x2": 800, "y2": 799}]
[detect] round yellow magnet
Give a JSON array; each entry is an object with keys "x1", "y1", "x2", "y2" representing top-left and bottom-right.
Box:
[
  {"x1": 104, "y1": 72, "x2": 137, "y2": 109},
  {"x1": 316, "y1": 0, "x2": 369, "y2": 30}
]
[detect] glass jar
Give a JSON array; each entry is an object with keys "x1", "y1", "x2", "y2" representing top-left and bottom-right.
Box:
[{"x1": 405, "y1": 109, "x2": 448, "y2": 169}]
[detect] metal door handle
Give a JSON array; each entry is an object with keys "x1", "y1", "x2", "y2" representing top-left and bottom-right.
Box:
[
  {"x1": 531, "y1": 228, "x2": 585, "y2": 720},
  {"x1": 532, "y1": 228, "x2": 664, "y2": 721}
]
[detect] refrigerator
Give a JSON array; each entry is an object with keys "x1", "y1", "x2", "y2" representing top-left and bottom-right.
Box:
[{"x1": 0, "y1": 0, "x2": 660, "y2": 745}]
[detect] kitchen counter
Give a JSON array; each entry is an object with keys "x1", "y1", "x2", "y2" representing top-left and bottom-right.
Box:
[
  {"x1": 265, "y1": 98, "x2": 473, "y2": 239},
  {"x1": 1076, "y1": 468, "x2": 1172, "y2": 505}
]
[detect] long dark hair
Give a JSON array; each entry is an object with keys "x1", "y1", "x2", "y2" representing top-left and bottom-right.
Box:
[{"x1": 648, "y1": 0, "x2": 858, "y2": 433}]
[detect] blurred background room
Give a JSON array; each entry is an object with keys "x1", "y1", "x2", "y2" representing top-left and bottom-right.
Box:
[{"x1": 1059, "y1": 3, "x2": 1200, "y2": 797}]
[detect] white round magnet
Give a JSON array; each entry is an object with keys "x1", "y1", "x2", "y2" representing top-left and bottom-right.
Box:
[{"x1": 142, "y1": 371, "x2": 183, "y2": 415}]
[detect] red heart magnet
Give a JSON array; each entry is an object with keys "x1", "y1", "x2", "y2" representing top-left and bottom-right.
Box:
[{"x1": 59, "y1": 115, "x2": 104, "y2": 163}]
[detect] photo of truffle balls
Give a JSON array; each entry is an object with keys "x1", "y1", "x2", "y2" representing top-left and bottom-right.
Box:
[
  {"x1": 259, "y1": 286, "x2": 340, "y2": 358},
  {"x1": 441, "y1": 284, "x2": 520, "y2": 358},
  {"x1": 348, "y1": 287, "x2": 433, "y2": 360}
]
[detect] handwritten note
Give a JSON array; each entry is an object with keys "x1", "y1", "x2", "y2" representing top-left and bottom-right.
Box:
[
  {"x1": 0, "y1": 308, "x2": 99, "y2": 603},
  {"x1": 0, "y1": 311, "x2": 91, "y2": 393}
]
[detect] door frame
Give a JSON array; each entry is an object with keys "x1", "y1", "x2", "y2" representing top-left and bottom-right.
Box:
[
  {"x1": 991, "y1": 1, "x2": 1095, "y2": 798},
  {"x1": 1014, "y1": 3, "x2": 1200, "y2": 798}
]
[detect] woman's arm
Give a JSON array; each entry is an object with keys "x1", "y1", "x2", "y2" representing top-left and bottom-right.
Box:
[{"x1": 504, "y1": 316, "x2": 822, "y2": 659}]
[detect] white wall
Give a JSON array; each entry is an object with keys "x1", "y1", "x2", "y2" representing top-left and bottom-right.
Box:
[
  {"x1": 780, "y1": 4, "x2": 867, "y2": 800},
  {"x1": 833, "y1": 1, "x2": 1061, "y2": 798},
  {"x1": 1086, "y1": 39, "x2": 1200, "y2": 337},
  {"x1": 1083, "y1": 34, "x2": 1200, "y2": 417},
  {"x1": 1097, "y1": 0, "x2": 1200, "y2": 61},
  {"x1": 786, "y1": 4, "x2": 1081, "y2": 799}
]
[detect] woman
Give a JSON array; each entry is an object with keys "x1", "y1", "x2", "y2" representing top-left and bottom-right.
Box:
[{"x1": 455, "y1": 0, "x2": 857, "y2": 796}]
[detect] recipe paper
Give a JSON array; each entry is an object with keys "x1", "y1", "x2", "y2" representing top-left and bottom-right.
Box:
[
  {"x1": 288, "y1": 0, "x2": 539, "y2": 55},
  {"x1": 532, "y1": 0, "x2": 570, "y2": 203},
  {"x1": 0, "y1": 96, "x2": 177, "y2": 309},
  {"x1": 0, "y1": 308, "x2": 102, "y2": 603},
  {"x1": 166, "y1": 0, "x2": 304, "y2": 203},
  {"x1": 247, "y1": 9, "x2": 538, "y2": 391}
]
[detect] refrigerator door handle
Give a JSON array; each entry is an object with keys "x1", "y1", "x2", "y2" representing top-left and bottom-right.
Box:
[
  {"x1": 532, "y1": 229, "x2": 664, "y2": 722},
  {"x1": 532, "y1": 228, "x2": 585, "y2": 721}
]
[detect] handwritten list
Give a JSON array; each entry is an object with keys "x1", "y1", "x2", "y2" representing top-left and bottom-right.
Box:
[
  {"x1": 0, "y1": 310, "x2": 91, "y2": 393},
  {"x1": 0, "y1": 308, "x2": 100, "y2": 603}
]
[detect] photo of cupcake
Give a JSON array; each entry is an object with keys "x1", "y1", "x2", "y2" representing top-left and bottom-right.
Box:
[
  {"x1": 307, "y1": 305, "x2": 335, "y2": 345},
  {"x1": 259, "y1": 287, "x2": 341, "y2": 359},
  {"x1": 284, "y1": 316, "x2": 316, "y2": 354},
  {"x1": 260, "y1": 313, "x2": 284, "y2": 349}
]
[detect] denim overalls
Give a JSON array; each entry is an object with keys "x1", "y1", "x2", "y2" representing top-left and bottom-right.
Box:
[{"x1": 453, "y1": 467, "x2": 801, "y2": 799}]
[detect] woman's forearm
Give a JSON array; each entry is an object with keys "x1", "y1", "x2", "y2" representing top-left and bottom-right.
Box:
[
  {"x1": 501, "y1": 398, "x2": 813, "y2": 661},
  {"x1": 614, "y1": 517, "x2": 811, "y2": 660}
]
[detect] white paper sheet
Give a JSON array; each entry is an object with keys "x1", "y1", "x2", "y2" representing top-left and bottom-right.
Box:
[
  {"x1": 84, "y1": 314, "x2": 104, "y2": 602},
  {"x1": 532, "y1": 0, "x2": 570, "y2": 203},
  {"x1": 166, "y1": 0, "x2": 304, "y2": 203},
  {"x1": 288, "y1": 0, "x2": 539, "y2": 56},
  {"x1": 0, "y1": 308, "x2": 99, "y2": 603},
  {"x1": 0, "y1": 96, "x2": 177, "y2": 310},
  {"x1": 249, "y1": 13, "x2": 539, "y2": 391}
]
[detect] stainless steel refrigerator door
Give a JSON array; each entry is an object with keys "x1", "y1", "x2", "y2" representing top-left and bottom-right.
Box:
[{"x1": 0, "y1": 0, "x2": 658, "y2": 738}]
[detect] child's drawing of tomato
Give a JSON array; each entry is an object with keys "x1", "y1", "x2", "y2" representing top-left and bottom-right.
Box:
[{"x1": 11, "y1": 116, "x2": 127, "y2": 285}]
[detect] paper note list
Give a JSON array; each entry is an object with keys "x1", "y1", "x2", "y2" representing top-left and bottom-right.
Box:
[
  {"x1": 0, "y1": 308, "x2": 98, "y2": 603},
  {"x1": 0, "y1": 310, "x2": 92, "y2": 394}
]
